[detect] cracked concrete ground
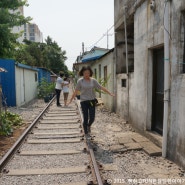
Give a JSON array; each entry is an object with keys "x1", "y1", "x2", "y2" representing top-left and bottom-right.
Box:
[{"x1": 90, "y1": 106, "x2": 185, "y2": 185}]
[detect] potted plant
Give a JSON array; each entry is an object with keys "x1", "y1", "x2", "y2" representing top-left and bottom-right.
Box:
[{"x1": 37, "y1": 78, "x2": 55, "y2": 103}]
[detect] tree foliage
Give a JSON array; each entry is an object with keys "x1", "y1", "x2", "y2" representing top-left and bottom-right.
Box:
[
  {"x1": 0, "y1": 1, "x2": 69, "y2": 75},
  {"x1": 0, "y1": 0, "x2": 31, "y2": 58},
  {"x1": 15, "y1": 36, "x2": 68, "y2": 75}
]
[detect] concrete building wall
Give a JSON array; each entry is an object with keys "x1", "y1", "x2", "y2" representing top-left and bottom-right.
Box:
[
  {"x1": 133, "y1": 0, "x2": 185, "y2": 168},
  {"x1": 116, "y1": 72, "x2": 135, "y2": 122},
  {"x1": 114, "y1": 0, "x2": 185, "y2": 168},
  {"x1": 167, "y1": 1, "x2": 185, "y2": 168}
]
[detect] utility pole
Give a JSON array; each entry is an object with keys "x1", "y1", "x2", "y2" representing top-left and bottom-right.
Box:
[
  {"x1": 104, "y1": 30, "x2": 112, "y2": 49},
  {"x1": 82, "y1": 42, "x2": 84, "y2": 55}
]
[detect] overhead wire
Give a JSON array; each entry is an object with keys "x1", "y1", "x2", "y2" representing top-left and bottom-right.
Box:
[{"x1": 87, "y1": 3, "x2": 134, "y2": 50}]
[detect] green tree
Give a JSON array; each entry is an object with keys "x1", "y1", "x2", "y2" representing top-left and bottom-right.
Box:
[
  {"x1": 45, "y1": 36, "x2": 68, "y2": 74},
  {"x1": 14, "y1": 44, "x2": 36, "y2": 65},
  {"x1": 15, "y1": 37, "x2": 68, "y2": 74},
  {"x1": 0, "y1": 0, "x2": 31, "y2": 58}
]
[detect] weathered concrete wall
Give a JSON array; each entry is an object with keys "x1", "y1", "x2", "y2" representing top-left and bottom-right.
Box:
[
  {"x1": 167, "y1": 0, "x2": 185, "y2": 168},
  {"x1": 129, "y1": 1, "x2": 149, "y2": 130},
  {"x1": 116, "y1": 73, "x2": 128, "y2": 118},
  {"x1": 130, "y1": 0, "x2": 165, "y2": 130},
  {"x1": 114, "y1": 0, "x2": 125, "y2": 30},
  {"x1": 114, "y1": 0, "x2": 136, "y2": 30},
  {"x1": 131, "y1": 0, "x2": 185, "y2": 168},
  {"x1": 115, "y1": 0, "x2": 185, "y2": 168},
  {"x1": 116, "y1": 73, "x2": 135, "y2": 121}
]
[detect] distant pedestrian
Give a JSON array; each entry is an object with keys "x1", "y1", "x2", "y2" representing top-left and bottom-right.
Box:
[
  {"x1": 67, "y1": 66, "x2": 115, "y2": 136},
  {"x1": 62, "y1": 77, "x2": 69, "y2": 106},
  {"x1": 55, "y1": 73, "x2": 64, "y2": 106}
]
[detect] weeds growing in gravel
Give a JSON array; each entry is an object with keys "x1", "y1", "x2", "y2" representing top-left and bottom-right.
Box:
[{"x1": 0, "y1": 111, "x2": 23, "y2": 136}]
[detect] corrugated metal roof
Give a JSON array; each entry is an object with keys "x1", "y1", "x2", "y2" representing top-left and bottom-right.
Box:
[
  {"x1": 73, "y1": 48, "x2": 114, "y2": 66},
  {"x1": 16, "y1": 63, "x2": 38, "y2": 71},
  {"x1": 82, "y1": 47, "x2": 109, "y2": 62}
]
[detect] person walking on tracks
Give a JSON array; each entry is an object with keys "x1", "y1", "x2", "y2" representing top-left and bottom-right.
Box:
[
  {"x1": 55, "y1": 73, "x2": 64, "y2": 106},
  {"x1": 62, "y1": 77, "x2": 70, "y2": 106},
  {"x1": 67, "y1": 66, "x2": 115, "y2": 136}
]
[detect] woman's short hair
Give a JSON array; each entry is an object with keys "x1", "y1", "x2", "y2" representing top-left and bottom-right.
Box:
[{"x1": 79, "y1": 66, "x2": 93, "y2": 77}]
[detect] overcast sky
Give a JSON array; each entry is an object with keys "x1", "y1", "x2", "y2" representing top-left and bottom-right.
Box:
[{"x1": 24, "y1": 0, "x2": 114, "y2": 71}]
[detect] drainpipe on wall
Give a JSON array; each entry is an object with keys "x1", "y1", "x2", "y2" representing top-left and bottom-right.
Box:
[
  {"x1": 113, "y1": 43, "x2": 117, "y2": 112},
  {"x1": 162, "y1": 0, "x2": 170, "y2": 158},
  {"x1": 123, "y1": 6, "x2": 129, "y2": 122}
]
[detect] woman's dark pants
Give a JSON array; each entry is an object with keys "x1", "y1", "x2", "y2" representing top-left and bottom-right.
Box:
[{"x1": 80, "y1": 100, "x2": 95, "y2": 134}]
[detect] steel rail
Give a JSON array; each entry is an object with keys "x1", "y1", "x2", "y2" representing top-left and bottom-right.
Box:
[
  {"x1": 0, "y1": 96, "x2": 55, "y2": 172},
  {"x1": 75, "y1": 98, "x2": 104, "y2": 185}
]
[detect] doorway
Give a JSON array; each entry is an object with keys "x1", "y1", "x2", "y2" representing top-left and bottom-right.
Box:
[{"x1": 152, "y1": 48, "x2": 164, "y2": 135}]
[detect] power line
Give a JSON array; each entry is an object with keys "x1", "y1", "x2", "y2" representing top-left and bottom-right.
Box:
[
  {"x1": 88, "y1": 24, "x2": 114, "y2": 49},
  {"x1": 87, "y1": 9, "x2": 128, "y2": 50},
  {"x1": 86, "y1": 2, "x2": 140, "y2": 51}
]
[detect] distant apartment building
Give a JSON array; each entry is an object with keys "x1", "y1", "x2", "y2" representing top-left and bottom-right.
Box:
[
  {"x1": 11, "y1": 6, "x2": 43, "y2": 43},
  {"x1": 24, "y1": 23, "x2": 43, "y2": 43},
  {"x1": 11, "y1": 7, "x2": 25, "y2": 43}
]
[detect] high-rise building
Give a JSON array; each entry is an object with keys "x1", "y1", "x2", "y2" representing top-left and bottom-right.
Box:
[
  {"x1": 11, "y1": 6, "x2": 43, "y2": 43},
  {"x1": 11, "y1": 7, "x2": 25, "y2": 43},
  {"x1": 24, "y1": 23, "x2": 43, "y2": 43}
]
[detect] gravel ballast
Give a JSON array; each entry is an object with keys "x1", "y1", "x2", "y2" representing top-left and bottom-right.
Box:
[{"x1": 0, "y1": 98, "x2": 185, "y2": 185}]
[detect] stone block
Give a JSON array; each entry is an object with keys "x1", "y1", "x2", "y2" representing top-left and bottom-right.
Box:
[{"x1": 139, "y1": 141, "x2": 162, "y2": 156}]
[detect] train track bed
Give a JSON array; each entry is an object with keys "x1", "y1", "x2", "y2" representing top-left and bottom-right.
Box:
[
  {"x1": 0, "y1": 100, "x2": 95, "y2": 185},
  {"x1": 1, "y1": 96, "x2": 184, "y2": 185}
]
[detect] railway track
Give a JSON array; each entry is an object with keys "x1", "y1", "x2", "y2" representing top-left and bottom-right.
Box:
[{"x1": 0, "y1": 91, "x2": 108, "y2": 185}]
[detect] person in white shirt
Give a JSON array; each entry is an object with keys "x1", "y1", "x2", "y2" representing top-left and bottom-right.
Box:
[
  {"x1": 62, "y1": 77, "x2": 69, "y2": 106},
  {"x1": 55, "y1": 73, "x2": 64, "y2": 106}
]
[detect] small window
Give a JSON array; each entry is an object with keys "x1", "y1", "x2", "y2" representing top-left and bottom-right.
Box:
[
  {"x1": 121, "y1": 79, "x2": 126, "y2": 87},
  {"x1": 35, "y1": 73, "x2": 38, "y2": 82},
  {"x1": 99, "y1": 64, "x2": 101, "y2": 79},
  {"x1": 94, "y1": 68, "x2": 97, "y2": 79},
  {"x1": 104, "y1": 66, "x2": 107, "y2": 80},
  {"x1": 30, "y1": 33, "x2": 34, "y2": 36}
]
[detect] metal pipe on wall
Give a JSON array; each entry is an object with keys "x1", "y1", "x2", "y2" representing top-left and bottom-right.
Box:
[
  {"x1": 162, "y1": 0, "x2": 170, "y2": 158},
  {"x1": 123, "y1": 6, "x2": 130, "y2": 122},
  {"x1": 124, "y1": 6, "x2": 129, "y2": 76}
]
